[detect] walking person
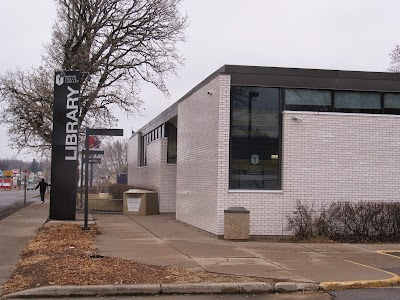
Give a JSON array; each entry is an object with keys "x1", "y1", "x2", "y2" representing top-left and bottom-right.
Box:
[{"x1": 35, "y1": 178, "x2": 51, "y2": 204}]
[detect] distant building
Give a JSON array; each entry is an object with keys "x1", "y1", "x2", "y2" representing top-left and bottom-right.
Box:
[{"x1": 128, "y1": 65, "x2": 400, "y2": 236}]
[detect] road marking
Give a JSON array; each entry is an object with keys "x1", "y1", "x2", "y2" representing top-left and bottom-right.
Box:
[{"x1": 320, "y1": 259, "x2": 400, "y2": 290}]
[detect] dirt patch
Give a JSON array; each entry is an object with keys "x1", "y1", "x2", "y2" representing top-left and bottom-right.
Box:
[{"x1": 2, "y1": 223, "x2": 276, "y2": 295}]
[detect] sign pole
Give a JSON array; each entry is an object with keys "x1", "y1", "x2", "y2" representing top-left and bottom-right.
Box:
[
  {"x1": 80, "y1": 151, "x2": 84, "y2": 208},
  {"x1": 24, "y1": 175, "x2": 26, "y2": 205},
  {"x1": 83, "y1": 128, "x2": 90, "y2": 230}
]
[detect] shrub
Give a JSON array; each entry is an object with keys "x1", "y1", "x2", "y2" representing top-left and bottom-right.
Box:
[
  {"x1": 107, "y1": 183, "x2": 135, "y2": 199},
  {"x1": 287, "y1": 200, "x2": 400, "y2": 242},
  {"x1": 98, "y1": 184, "x2": 109, "y2": 193},
  {"x1": 286, "y1": 201, "x2": 316, "y2": 239},
  {"x1": 87, "y1": 186, "x2": 98, "y2": 194}
]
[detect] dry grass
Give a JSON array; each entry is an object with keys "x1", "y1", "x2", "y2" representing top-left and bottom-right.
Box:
[{"x1": 2, "y1": 224, "x2": 275, "y2": 295}]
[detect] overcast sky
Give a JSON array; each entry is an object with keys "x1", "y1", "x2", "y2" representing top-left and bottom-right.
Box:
[{"x1": 1, "y1": 0, "x2": 400, "y2": 162}]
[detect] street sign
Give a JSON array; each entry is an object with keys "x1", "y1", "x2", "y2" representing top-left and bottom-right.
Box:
[
  {"x1": 81, "y1": 150, "x2": 104, "y2": 155},
  {"x1": 23, "y1": 169, "x2": 29, "y2": 175},
  {"x1": 3, "y1": 171, "x2": 13, "y2": 177},
  {"x1": 0, "y1": 170, "x2": 3, "y2": 176},
  {"x1": 12, "y1": 169, "x2": 19, "y2": 174},
  {"x1": 83, "y1": 157, "x2": 102, "y2": 164}
]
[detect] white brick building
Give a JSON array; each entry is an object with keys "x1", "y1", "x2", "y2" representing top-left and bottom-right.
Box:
[{"x1": 128, "y1": 65, "x2": 400, "y2": 236}]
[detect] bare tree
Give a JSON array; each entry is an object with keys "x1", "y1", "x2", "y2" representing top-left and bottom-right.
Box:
[
  {"x1": 389, "y1": 45, "x2": 400, "y2": 72},
  {"x1": 99, "y1": 138, "x2": 128, "y2": 180},
  {"x1": 0, "y1": 0, "x2": 187, "y2": 152}
]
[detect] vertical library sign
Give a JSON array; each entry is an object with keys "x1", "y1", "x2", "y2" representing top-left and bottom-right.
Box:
[{"x1": 50, "y1": 70, "x2": 81, "y2": 220}]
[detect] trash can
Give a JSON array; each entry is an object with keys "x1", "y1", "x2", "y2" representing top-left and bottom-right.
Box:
[
  {"x1": 123, "y1": 189, "x2": 159, "y2": 216},
  {"x1": 224, "y1": 207, "x2": 250, "y2": 240}
]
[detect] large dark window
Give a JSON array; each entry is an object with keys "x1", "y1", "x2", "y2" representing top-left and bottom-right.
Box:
[
  {"x1": 285, "y1": 89, "x2": 332, "y2": 111},
  {"x1": 165, "y1": 123, "x2": 177, "y2": 164},
  {"x1": 230, "y1": 87, "x2": 280, "y2": 190},
  {"x1": 284, "y1": 88, "x2": 400, "y2": 115},
  {"x1": 139, "y1": 134, "x2": 147, "y2": 166},
  {"x1": 384, "y1": 93, "x2": 400, "y2": 114},
  {"x1": 334, "y1": 91, "x2": 381, "y2": 114}
]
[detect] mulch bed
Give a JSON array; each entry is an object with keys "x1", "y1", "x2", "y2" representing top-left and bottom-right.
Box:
[{"x1": 2, "y1": 223, "x2": 275, "y2": 295}]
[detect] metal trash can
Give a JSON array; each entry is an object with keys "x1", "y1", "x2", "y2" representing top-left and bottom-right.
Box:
[
  {"x1": 123, "y1": 189, "x2": 159, "y2": 216},
  {"x1": 224, "y1": 207, "x2": 250, "y2": 240}
]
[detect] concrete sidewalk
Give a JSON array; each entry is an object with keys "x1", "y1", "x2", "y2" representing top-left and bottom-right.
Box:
[
  {"x1": 95, "y1": 213, "x2": 400, "y2": 289},
  {"x1": 0, "y1": 200, "x2": 49, "y2": 294},
  {"x1": 2, "y1": 204, "x2": 400, "y2": 298}
]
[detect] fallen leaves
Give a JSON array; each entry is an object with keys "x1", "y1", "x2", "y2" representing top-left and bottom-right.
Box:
[{"x1": 2, "y1": 223, "x2": 274, "y2": 295}]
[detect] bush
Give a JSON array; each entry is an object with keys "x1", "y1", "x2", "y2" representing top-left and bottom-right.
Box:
[
  {"x1": 107, "y1": 183, "x2": 135, "y2": 199},
  {"x1": 87, "y1": 186, "x2": 99, "y2": 194},
  {"x1": 286, "y1": 201, "x2": 315, "y2": 239},
  {"x1": 287, "y1": 200, "x2": 400, "y2": 242},
  {"x1": 98, "y1": 184, "x2": 109, "y2": 193}
]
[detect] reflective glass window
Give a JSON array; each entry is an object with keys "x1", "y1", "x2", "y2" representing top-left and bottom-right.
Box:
[
  {"x1": 165, "y1": 123, "x2": 177, "y2": 164},
  {"x1": 384, "y1": 93, "x2": 400, "y2": 114},
  {"x1": 334, "y1": 91, "x2": 381, "y2": 113},
  {"x1": 140, "y1": 135, "x2": 147, "y2": 166},
  {"x1": 230, "y1": 86, "x2": 280, "y2": 190},
  {"x1": 285, "y1": 89, "x2": 331, "y2": 111}
]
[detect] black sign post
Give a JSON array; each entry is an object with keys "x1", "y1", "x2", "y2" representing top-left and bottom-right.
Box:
[
  {"x1": 50, "y1": 71, "x2": 81, "y2": 220},
  {"x1": 83, "y1": 128, "x2": 123, "y2": 230}
]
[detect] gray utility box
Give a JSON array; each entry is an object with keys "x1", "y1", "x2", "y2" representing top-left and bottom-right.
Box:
[
  {"x1": 123, "y1": 189, "x2": 159, "y2": 216},
  {"x1": 224, "y1": 207, "x2": 250, "y2": 240}
]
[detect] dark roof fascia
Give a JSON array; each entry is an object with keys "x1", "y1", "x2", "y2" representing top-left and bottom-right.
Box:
[{"x1": 225, "y1": 65, "x2": 400, "y2": 92}]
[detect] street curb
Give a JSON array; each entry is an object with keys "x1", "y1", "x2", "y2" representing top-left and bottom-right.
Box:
[
  {"x1": 1, "y1": 282, "x2": 319, "y2": 298},
  {"x1": 1, "y1": 284, "x2": 162, "y2": 299},
  {"x1": 320, "y1": 260, "x2": 400, "y2": 291},
  {"x1": 320, "y1": 274, "x2": 400, "y2": 291}
]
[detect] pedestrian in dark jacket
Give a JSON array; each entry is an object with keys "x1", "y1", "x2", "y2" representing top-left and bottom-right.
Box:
[{"x1": 35, "y1": 178, "x2": 51, "y2": 203}]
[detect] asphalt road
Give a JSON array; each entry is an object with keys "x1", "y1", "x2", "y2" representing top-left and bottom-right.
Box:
[
  {"x1": 0, "y1": 189, "x2": 37, "y2": 220},
  {"x1": 8, "y1": 293, "x2": 333, "y2": 300},
  {"x1": 330, "y1": 287, "x2": 400, "y2": 299}
]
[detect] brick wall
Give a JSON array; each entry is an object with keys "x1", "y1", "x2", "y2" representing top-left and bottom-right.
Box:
[
  {"x1": 127, "y1": 135, "x2": 176, "y2": 212},
  {"x1": 282, "y1": 111, "x2": 400, "y2": 213},
  {"x1": 159, "y1": 138, "x2": 177, "y2": 212},
  {"x1": 175, "y1": 75, "x2": 229, "y2": 233}
]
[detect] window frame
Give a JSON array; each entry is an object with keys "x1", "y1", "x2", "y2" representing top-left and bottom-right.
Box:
[{"x1": 229, "y1": 86, "x2": 282, "y2": 190}]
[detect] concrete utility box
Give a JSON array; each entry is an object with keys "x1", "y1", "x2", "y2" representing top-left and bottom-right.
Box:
[
  {"x1": 224, "y1": 207, "x2": 250, "y2": 240},
  {"x1": 123, "y1": 189, "x2": 159, "y2": 216}
]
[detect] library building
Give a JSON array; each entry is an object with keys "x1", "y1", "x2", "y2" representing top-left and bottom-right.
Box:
[{"x1": 127, "y1": 65, "x2": 400, "y2": 236}]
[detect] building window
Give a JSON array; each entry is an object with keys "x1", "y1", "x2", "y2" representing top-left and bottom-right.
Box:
[
  {"x1": 384, "y1": 93, "x2": 400, "y2": 114},
  {"x1": 230, "y1": 86, "x2": 281, "y2": 190},
  {"x1": 285, "y1": 89, "x2": 331, "y2": 111},
  {"x1": 165, "y1": 123, "x2": 177, "y2": 164},
  {"x1": 334, "y1": 91, "x2": 381, "y2": 114},
  {"x1": 140, "y1": 134, "x2": 147, "y2": 166},
  {"x1": 284, "y1": 88, "x2": 400, "y2": 115}
]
